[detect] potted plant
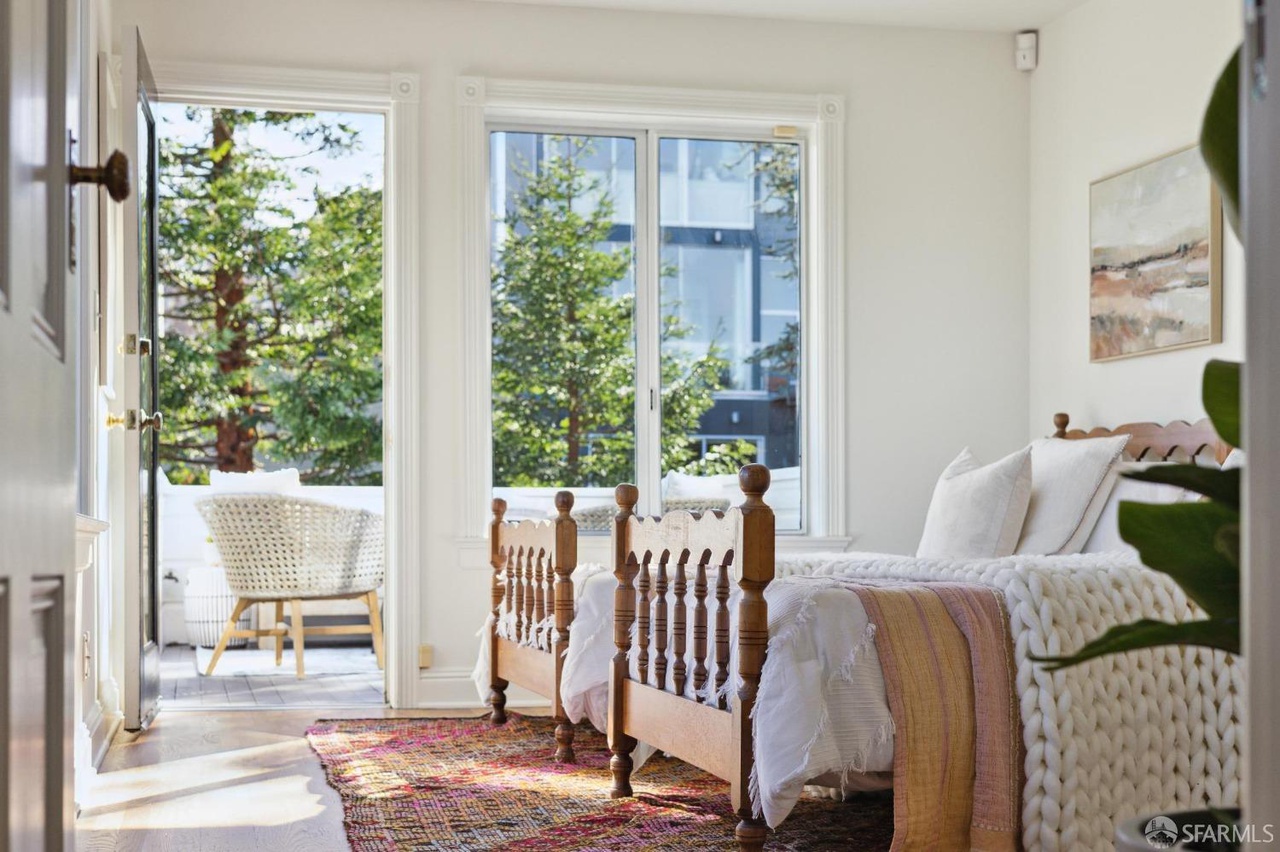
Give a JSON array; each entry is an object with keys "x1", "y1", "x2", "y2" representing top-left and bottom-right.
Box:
[{"x1": 1035, "y1": 49, "x2": 1248, "y2": 850}]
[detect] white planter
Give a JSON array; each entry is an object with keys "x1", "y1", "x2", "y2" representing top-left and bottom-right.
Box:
[{"x1": 184, "y1": 565, "x2": 250, "y2": 648}]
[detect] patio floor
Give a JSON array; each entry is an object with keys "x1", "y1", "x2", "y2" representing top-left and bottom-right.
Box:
[{"x1": 160, "y1": 644, "x2": 385, "y2": 708}]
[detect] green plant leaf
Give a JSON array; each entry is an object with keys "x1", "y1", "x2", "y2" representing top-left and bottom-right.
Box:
[
  {"x1": 1119, "y1": 500, "x2": 1240, "y2": 617},
  {"x1": 1200, "y1": 48, "x2": 1240, "y2": 237},
  {"x1": 1123, "y1": 465, "x2": 1240, "y2": 509},
  {"x1": 1203, "y1": 360, "x2": 1242, "y2": 449},
  {"x1": 1215, "y1": 522, "x2": 1241, "y2": 567},
  {"x1": 1032, "y1": 617, "x2": 1240, "y2": 670}
]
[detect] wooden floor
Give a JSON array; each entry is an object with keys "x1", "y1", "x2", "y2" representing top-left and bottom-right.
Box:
[
  {"x1": 161, "y1": 645, "x2": 385, "y2": 708},
  {"x1": 76, "y1": 707, "x2": 497, "y2": 851}
]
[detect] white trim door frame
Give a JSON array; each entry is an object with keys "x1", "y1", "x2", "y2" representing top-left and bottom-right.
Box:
[
  {"x1": 144, "y1": 60, "x2": 424, "y2": 709},
  {"x1": 1242, "y1": 0, "x2": 1280, "y2": 837}
]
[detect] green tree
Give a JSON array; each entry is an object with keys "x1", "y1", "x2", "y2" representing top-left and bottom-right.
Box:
[
  {"x1": 491, "y1": 138, "x2": 750, "y2": 487},
  {"x1": 157, "y1": 107, "x2": 383, "y2": 484},
  {"x1": 264, "y1": 186, "x2": 384, "y2": 484},
  {"x1": 744, "y1": 141, "x2": 801, "y2": 398}
]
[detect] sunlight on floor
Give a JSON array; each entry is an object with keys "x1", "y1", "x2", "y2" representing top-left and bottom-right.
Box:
[
  {"x1": 80, "y1": 740, "x2": 309, "y2": 814},
  {"x1": 79, "y1": 773, "x2": 329, "y2": 830},
  {"x1": 75, "y1": 708, "x2": 490, "y2": 850}
]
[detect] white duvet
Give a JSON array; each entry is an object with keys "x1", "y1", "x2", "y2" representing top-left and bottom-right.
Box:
[
  {"x1": 476, "y1": 550, "x2": 1240, "y2": 849},
  {"x1": 560, "y1": 564, "x2": 897, "y2": 828}
]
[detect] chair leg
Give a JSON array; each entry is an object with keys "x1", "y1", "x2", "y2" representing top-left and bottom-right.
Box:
[
  {"x1": 290, "y1": 599, "x2": 306, "y2": 679},
  {"x1": 366, "y1": 590, "x2": 385, "y2": 669},
  {"x1": 205, "y1": 598, "x2": 252, "y2": 676},
  {"x1": 274, "y1": 600, "x2": 284, "y2": 666}
]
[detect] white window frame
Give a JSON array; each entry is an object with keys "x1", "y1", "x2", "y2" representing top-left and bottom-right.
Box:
[{"x1": 459, "y1": 77, "x2": 847, "y2": 542}]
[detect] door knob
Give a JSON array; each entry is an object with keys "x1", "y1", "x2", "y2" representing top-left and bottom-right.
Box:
[
  {"x1": 139, "y1": 410, "x2": 163, "y2": 432},
  {"x1": 105, "y1": 411, "x2": 134, "y2": 430},
  {"x1": 70, "y1": 149, "x2": 131, "y2": 203}
]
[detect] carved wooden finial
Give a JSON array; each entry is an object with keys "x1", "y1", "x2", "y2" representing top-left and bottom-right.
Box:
[
  {"x1": 554, "y1": 490, "x2": 575, "y2": 516},
  {"x1": 615, "y1": 483, "x2": 639, "y2": 512},
  {"x1": 1053, "y1": 412, "x2": 1070, "y2": 438},
  {"x1": 492, "y1": 497, "x2": 508, "y2": 521},
  {"x1": 738, "y1": 464, "x2": 771, "y2": 500}
]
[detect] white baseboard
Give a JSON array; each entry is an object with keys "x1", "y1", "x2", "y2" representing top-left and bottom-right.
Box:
[
  {"x1": 93, "y1": 710, "x2": 122, "y2": 769},
  {"x1": 75, "y1": 699, "x2": 121, "y2": 813},
  {"x1": 411, "y1": 666, "x2": 547, "y2": 710}
]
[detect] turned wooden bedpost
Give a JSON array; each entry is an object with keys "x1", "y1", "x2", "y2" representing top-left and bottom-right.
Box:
[
  {"x1": 552, "y1": 490, "x2": 577, "y2": 762},
  {"x1": 732, "y1": 464, "x2": 774, "y2": 852},
  {"x1": 1053, "y1": 412, "x2": 1070, "y2": 438},
  {"x1": 488, "y1": 498, "x2": 509, "y2": 724},
  {"x1": 609, "y1": 483, "x2": 640, "y2": 799}
]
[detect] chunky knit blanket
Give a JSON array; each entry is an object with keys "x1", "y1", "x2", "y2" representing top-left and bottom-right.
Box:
[{"x1": 780, "y1": 552, "x2": 1242, "y2": 852}]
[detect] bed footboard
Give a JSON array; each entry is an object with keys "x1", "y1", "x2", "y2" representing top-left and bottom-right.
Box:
[
  {"x1": 488, "y1": 492, "x2": 578, "y2": 762},
  {"x1": 608, "y1": 466, "x2": 775, "y2": 851}
]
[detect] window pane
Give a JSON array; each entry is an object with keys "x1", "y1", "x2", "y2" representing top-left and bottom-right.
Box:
[
  {"x1": 661, "y1": 245, "x2": 753, "y2": 390},
  {"x1": 490, "y1": 131, "x2": 637, "y2": 523},
  {"x1": 659, "y1": 139, "x2": 802, "y2": 530}
]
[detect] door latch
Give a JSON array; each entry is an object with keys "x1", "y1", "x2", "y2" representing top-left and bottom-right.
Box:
[
  {"x1": 105, "y1": 410, "x2": 138, "y2": 430},
  {"x1": 120, "y1": 334, "x2": 152, "y2": 356}
]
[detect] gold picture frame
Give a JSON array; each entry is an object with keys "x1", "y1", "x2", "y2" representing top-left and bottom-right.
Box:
[{"x1": 1089, "y1": 144, "x2": 1223, "y2": 362}]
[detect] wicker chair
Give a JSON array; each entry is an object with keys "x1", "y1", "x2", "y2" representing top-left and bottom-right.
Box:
[{"x1": 196, "y1": 494, "x2": 385, "y2": 679}]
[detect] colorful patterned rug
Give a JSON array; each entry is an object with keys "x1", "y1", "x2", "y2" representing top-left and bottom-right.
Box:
[{"x1": 307, "y1": 713, "x2": 894, "y2": 850}]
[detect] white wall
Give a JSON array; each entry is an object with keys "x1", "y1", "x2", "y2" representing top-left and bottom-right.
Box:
[
  {"x1": 115, "y1": 0, "x2": 1031, "y2": 704},
  {"x1": 1028, "y1": 0, "x2": 1243, "y2": 435}
]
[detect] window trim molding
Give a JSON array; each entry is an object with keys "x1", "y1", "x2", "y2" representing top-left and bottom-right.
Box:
[
  {"x1": 148, "y1": 61, "x2": 423, "y2": 708},
  {"x1": 459, "y1": 76, "x2": 846, "y2": 537}
]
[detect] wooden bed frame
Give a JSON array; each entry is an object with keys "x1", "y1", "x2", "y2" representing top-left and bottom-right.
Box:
[
  {"x1": 1053, "y1": 412, "x2": 1231, "y2": 463},
  {"x1": 603, "y1": 417, "x2": 1228, "y2": 850},
  {"x1": 607, "y1": 464, "x2": 774, "y2": 850},
  {"x1": 487, "y1": 492, "x2": 579, "y2": 762}
]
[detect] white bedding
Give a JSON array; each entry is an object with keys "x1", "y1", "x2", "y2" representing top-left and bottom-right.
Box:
[
  {"x1": 476, "y1": 549, "x2": 1240, "y2": 848},
  {"x1": 560, "y1": 565, "x2": 897, "y2": 828}
]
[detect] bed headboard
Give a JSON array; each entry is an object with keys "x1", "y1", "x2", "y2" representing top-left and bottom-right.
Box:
[{"x1": 1052, "y1": 412, "x2": 1231, "y2": 465}]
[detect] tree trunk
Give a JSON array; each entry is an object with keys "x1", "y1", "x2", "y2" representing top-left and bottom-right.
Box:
[{"x1": 210, "y1": 112, "x2": 256, "y2": 472}]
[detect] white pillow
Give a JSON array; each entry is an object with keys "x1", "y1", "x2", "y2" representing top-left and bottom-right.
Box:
[
  {"x1": 1015, "y1": 435, "x2": 1129, "y2": 555},
  {"x1": 663, "y1": 470, "x2": 731, "y2": 500},
  {"x1": 208, "y1": 468, "x2": 303, "y2": 494},
  {"x1": 916, "y1": 446, "x2": 1033, "y2": 559},
  {"x1": 1082, "y1": 462, "x2": 1190, "y2": 554}
]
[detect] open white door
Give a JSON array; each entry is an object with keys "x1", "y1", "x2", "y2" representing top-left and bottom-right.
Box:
[
  {"x1": 2, "y1": 0, "x2": 123, "y2": 845},
  {"x1": 120, "y1": 27, "x2": 161, "y2": 732}
]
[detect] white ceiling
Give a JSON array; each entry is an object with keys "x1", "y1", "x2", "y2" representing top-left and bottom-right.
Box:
[{"x1": 462, "y1": 0, "x2": 1091, "y2": 32}]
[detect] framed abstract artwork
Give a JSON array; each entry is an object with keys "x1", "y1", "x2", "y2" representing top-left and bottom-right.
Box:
[{"x1": 1089, "y1": 145, "x2": 1222, "y2": 362}]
